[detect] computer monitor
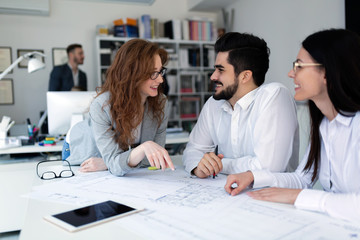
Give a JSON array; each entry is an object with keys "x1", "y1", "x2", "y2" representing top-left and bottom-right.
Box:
[{"x1": 47, "y1": 91, "x2": 97, "y2": 136}]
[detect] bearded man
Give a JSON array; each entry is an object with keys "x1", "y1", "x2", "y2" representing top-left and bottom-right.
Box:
[
  {"x1": 49, "y1": 43, "x2": 87, "y2": 91},
  {"x1": 183, "y1": 32, "x2": 299, "y2": 178}
]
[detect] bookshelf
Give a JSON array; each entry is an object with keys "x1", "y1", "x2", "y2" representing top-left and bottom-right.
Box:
[{"x1": 95, "y1": 36, "x2": 215, "y2": 132}]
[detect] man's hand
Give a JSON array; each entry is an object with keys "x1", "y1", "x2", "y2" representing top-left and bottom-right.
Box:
[
  {"x1": 193, "y1": 152, "x2": 224, "y2": 178},
  {"x1": 224, "y1": 171, "x2": 254, "y2": 196}
]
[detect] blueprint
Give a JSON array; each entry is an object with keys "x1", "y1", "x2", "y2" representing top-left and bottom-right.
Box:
[{"x1": 27, "y1": 166, "x2": 360, "y2": 239}]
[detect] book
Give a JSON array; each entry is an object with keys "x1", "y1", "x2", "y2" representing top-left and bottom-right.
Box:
[
  {"x1": 180, "y1": 74, "x2": 196, "y2": 93},
  {"x1": 167, "y1": 75, "x2": 177, "y2": 94},
  {"x1": 164, "y1": 20, "x2": 173, "y2": 39},
  {"x1": 203, "y1": 44, "x2": 215, "y2": 67},
  {"x1": 164, "y1": 19, "x2": 182, "y2": 40},
  {"x1": 179, "y1": 48, "x2": 189, "y2": 68},
  {"x1": 188, "y1": 48, "x2": 200, "y2": 67},
  {"x1": 182, "y1": 19, "x2": 189, "y2": 40},
  {"x1": 139, "y1": 14, "x2": 151, "y2": 39},
  {"x1": 180, "y1": 96, "x2": 200, "y2": 119},
  {"x1": 150, "y1": 18, "x2": 159, "y2": 38},
  {"x1": 125, "y1": 25, "x2": 139, "y2": 37},
  {"x1": 187, "y1": 19, "x2": 214, "y2": 41},
  {"x1": 113, "y1": 25, "x2": 125, "y2": 37},
  {"x1": 114, "y1": 25, "x2": 138, "y2": 38},
  {"x1": 167, "y1": 53, "x2": 178, "y2": 68},
  {"x1": 113, "y1": 17, "x2": 137, "y2": 26}
]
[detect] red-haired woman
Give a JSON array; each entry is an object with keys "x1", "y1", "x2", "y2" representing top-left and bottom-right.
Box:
[{"x1": 62, "y1": 39, "x2": 174, "y2": 176}]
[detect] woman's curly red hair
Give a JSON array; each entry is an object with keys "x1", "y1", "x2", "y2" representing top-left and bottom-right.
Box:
[{"x1": 97, "y1": 39, "x2": 168, "y2": 149}]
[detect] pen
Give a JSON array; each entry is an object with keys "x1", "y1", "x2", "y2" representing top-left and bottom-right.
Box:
[
  {"x1": 27, "y1": 118, "x2": 33, "y2": 139},
  {"x1": 213, "y1": 145, "x2": 218, "y2": 179}
]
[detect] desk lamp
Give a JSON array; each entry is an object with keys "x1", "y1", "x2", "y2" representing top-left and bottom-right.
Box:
[{"x1": 0, "y1": 51, "x2": 46, "y2": 80}]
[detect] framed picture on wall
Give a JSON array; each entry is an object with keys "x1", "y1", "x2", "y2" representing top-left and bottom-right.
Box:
[
  {"x1": 52, "y1": 48, "x2": 68, "y2": 66},
  {"x1": 0, "y1": 47, "x2": 12, "y2": 74},
  {"x1": 0, "y1": 79, "x2": 14, "y2": 105},
  {"x1": 17, "y1": 49, "x2": 45, "y2": 68}
]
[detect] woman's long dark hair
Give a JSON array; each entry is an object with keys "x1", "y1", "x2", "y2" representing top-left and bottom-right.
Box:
[{"x1": 302, "y1": 29, "x2": 360, "y2": 182}]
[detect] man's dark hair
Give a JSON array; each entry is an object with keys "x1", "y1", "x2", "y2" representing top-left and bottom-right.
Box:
[
  {"x1": 67, "y1": 44, "x2": 82, "y2": 55},
  {"x1": 215, "y1": 32, "x2": 270, "y2": 86}
]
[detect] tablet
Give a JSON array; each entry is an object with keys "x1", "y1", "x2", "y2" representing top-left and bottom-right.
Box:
[{"x1": 44, "y1": 200, "x2": 144, "y2": 232}]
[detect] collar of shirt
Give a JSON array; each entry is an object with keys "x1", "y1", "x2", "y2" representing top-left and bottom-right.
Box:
[
  {"x1": 67, "y1": 63, "x2": 78, "y2": 74},
  {"x1": 220, "y1": 87, "x2": 259, "y2": 114},
  {"x1": 321, "y1": 112, "x2": 354, "y2": 134},
  {"x1": 67, "y1": 63, "x2": 73, "y2": 71},
  {"x1": 68, "y1": 63, "x2": 79, "y2": 86},
  {"x1": 335, "y1": 112, "x2": 354, "y2": 126}
]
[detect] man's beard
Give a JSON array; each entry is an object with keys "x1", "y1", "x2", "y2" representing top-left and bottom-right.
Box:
[
  {"x1": 74, "y1": 57, "x2": 84, "y2": 65},
  {"x1": 213, "y1": 78, "x2": 238, "y2": 101}
]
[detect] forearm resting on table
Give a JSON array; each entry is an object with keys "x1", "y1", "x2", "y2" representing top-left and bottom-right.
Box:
[{"x1": 128, "y1": 145, "x2": 145, "y2": 167}]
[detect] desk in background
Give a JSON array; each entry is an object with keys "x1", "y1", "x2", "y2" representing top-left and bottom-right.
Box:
[
  {"x1": 0, "y1": 142, "x2": 63, "y2": 155},
  {"x1": 0, "y1": 133, "x2": 189, "y2": 156}
]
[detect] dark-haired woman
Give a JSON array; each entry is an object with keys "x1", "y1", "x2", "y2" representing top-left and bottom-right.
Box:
[
  {"x1": 224, "y1": 29, "x2": 360, "y2": 222},
  {"x1": 63, "y1": 39, "x2": 174, "y2": 176}
]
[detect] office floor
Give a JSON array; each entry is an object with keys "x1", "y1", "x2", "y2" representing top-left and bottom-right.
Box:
[{"x1": 0, "y1": 231, "x2": 20, "y2": 240}]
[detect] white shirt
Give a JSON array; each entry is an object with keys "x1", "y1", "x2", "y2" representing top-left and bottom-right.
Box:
[
  {"x1": 253, "y1": 111, "x2": 360, "y2": 222},
  {"x1": 183, "y1": 82, "x2": 299, "y2": 174},
  {"x1": 68, "y1": 63, "x2": 79, "y2": 87}
]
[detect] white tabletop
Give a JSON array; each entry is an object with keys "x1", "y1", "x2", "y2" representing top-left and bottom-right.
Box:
[
  {"x1": 0, "y1": 155, "x2": 183, "y2": 233},
  {"x1": 20, "y1": 199, "x2": 143, "y2": 240},
  {"x1": 0, "y1": 158, "x2": 41, "y2": 232},
  {"x1": 18, "y1": 155, "x2": 360, "y2": 240}
]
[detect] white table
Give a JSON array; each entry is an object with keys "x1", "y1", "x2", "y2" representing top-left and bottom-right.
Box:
[
  {"x1": 18, "y1": 156, "x2": 360, "y2": 240},
  {"x1": 0, "y1": 157, "x2": 42, "y2": 232},
  {"x1": 0, "y1": 155, "x2": 184, "y2": 233},
  {"x1": 20, "y1": 199, "x2": 143, "y2": 240}
]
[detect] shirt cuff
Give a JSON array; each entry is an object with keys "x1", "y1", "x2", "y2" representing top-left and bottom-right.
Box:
[
  {"x1": 252, "y1": 170, "x2": 274, "y2": 188},
  {"x1": 221, "y1": 158, "x2": 233, "y2": 174},
  {"x1": 294, "y1": 189, "x2": 329, "y2": 213},
  {"x1": 111, "y1": 150, "x2": 133, "y2": 176},
  {"x1": 185, "y1": 161, "x2": 199, "y2": 175}
]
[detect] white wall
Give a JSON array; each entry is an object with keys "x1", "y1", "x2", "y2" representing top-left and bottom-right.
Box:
[
  {"x1": 226, "y1": 0, "x2": 345, "y2": 90},
  {"x1": 0, "y1": 0, "x2": 217, "y2": 125},
  {"x1": 225, "y1": 0, "x2": 345, "y2": 160}
]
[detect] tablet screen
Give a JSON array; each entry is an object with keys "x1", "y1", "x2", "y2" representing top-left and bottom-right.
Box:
[{"x1": 52, "y1": 200, "x2": 136, "y2": 227}]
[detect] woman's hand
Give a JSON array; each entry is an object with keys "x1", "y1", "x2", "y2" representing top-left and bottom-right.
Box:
[
  {"x1": 129, "y1": 141, "x2": 175, "y2": 171},
  {"x1": 80, "y1": 157, "x2": 108, "y2": 172},
  {"x1": 224, "y1": 171, "x2": 254, "y2": 196},
  {"x1": 247, "y1": 187, "x2": 302, "y2": 204}
]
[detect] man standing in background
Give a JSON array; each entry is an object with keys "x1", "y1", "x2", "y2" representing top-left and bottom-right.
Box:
[{"x1": 49, "y1": 44, "x2": 87, "y2": 91}]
